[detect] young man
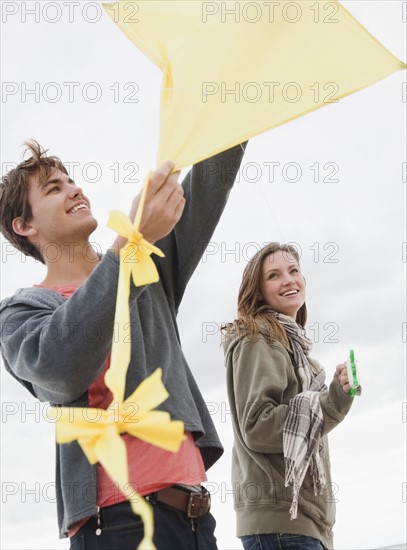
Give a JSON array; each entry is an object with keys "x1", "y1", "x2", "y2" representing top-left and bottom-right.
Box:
[{"x1": 0, "y1": 141, "x2": 246, "y2": 549}]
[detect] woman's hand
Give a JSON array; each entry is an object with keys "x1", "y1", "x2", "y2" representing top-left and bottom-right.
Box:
[{"x1": 336, "y1": 363, "x2": 351, "y2": 394}]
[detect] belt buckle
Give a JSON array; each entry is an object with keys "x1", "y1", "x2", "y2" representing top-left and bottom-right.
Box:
[{"x1": 186, "y1": 491, "x2": 210, "y2": 519}]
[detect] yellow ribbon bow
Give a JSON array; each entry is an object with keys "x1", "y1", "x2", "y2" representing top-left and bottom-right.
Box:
[
  {"x1": 107, "y1": 210, "x2": 165, "y2": 288},
  {"x1": 108, "y1": 170, "x2": 165, "y2": 287},
  {"x1": 51, "y1": 368, "x2": 185, "y2": 550}
]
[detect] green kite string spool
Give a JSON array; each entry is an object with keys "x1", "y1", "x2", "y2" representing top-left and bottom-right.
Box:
[{"x1": 346, "y1": 349, "x2": 361, "y2": 397}]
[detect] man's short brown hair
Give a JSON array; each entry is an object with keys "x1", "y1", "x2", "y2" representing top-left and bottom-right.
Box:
[{"x1": 0, "y1": 140, "x2": 68, "y2": 264}]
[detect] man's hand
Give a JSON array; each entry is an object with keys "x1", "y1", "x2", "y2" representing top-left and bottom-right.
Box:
[
  {"x1": 132, "y1": 161, "x2": 184, "y2": 244},
  {"x1": 336, "y1": 363, "x2": 351, "y2": 394},
  {"x1": 111, "y1": 161, "x2": 185, "y2": 252}
]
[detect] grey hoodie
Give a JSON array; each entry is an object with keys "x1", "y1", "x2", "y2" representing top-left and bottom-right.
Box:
[{"x1": 0, "y1": 144, "x2": 246, "y2": 537}]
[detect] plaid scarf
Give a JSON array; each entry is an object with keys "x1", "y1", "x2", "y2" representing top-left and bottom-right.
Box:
[{"x1": 268, "y1": 310, "x2": 328, "y2": 520}]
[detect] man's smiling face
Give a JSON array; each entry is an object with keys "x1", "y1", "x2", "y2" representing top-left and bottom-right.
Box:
[{"x1": 13, "y1": 168, "x2": 98, "y2": 254}]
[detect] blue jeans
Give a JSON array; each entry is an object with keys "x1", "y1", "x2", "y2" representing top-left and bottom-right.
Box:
[
  {"x1": 241, "y1": 533, "x2": 325, "y2": 550},
  {"x1": 70, "y1": 499, "x2": 217, "y2": 550}
]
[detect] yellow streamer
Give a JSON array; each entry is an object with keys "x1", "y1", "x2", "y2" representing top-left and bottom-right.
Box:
[
  {"x1": 105, "y1": 172, "x2": 165, "y2": 404},
  {"x1": 52, "y1": 169, "x2": 180, "y2": 548},
  {"x1": 51, "y1": 369, "x2": 185, "y2": 549}
]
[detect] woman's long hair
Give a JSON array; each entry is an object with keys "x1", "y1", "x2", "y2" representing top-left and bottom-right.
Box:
[{"x1": 222, "y1": 243, "x2": 307, "y2": 347}]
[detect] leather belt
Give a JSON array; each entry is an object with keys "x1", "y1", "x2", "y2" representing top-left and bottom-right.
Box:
[{"x1": 146, "y1": 486, "x2": 211, "y2": 519}]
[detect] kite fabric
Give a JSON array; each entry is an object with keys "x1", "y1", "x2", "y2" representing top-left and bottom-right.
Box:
[{"x1": 103, "y1": 0, "x2": 406, "y2": 170}]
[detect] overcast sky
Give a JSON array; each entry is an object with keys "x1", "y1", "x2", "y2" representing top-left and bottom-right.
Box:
[{"x1": 0, "y1": 1, "x2": 406, "y2": 549}]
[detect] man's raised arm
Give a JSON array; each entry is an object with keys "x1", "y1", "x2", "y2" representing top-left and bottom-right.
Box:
[{"x1": 156, "y1": 143, "x2": 247, "y2": 310}]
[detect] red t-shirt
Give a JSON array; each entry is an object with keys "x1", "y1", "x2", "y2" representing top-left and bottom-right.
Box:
[{"x1": 34, "y1": 284, "x2": 207, "y2": 536}]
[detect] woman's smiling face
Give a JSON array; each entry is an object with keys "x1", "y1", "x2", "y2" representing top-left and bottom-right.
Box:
[{"x1": 259, "y1": 250, "x2": 305, "y2": 319}]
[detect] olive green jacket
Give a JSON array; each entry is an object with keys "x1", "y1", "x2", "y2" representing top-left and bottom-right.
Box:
[{"x1": 223, "y1": 329, "x2": 355, "y2": 549}]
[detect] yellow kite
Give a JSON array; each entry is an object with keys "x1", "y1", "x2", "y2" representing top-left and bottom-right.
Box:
[
  {"x1": 51, "y1": 3, "x2": 405, "y2": 548},
  {"x1": 103, "y1": 0, "x2": 405, "y2": 170}
]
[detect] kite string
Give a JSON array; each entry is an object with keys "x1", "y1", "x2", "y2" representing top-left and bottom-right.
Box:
[
  {"x1": 254, "y1": 180, "x2": 344, "y2": 365},
  {"x1": 134, "y1": 171, "x2": 152, "y2": 230}
]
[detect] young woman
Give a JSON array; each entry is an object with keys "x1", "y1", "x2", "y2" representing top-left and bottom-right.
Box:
[{"x1": 223, "y1": 243, "x2": 359, "y2": 550}]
